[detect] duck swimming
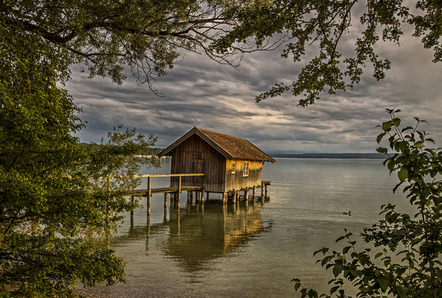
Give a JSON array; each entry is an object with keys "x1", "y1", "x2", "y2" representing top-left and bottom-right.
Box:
[{"x1": 343, "y1": 211, "x2": 351, "y2": 216}]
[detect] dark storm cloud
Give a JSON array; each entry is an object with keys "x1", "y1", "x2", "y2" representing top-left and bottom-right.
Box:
[{"x1": 67, "y1": 30, "x2": 442, "y2": 154}]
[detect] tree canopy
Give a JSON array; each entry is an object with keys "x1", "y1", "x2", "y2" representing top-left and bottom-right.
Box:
[{"x1": 2, "y1": 0, "x2": 439, "y2": 103}]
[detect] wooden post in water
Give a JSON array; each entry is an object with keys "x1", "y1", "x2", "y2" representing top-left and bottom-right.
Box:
[
  {"x1": 252, "y1": 186, "x2": 256, "y2": 204},
  {"x1": 164, "y1": 193, "x2": 168, "y2": 221},
  {"x1": 147, "y1": 176, "x2": 151, "y2": 215},
  {"x1": 245, "y1": 188, "x2": 249, "y2": 207},
  {"x1": 187, "y1": 191, "x2": 192, "y2": 205},
  {"x1": 130, "y1": 195, "x2": 135, "y2": 217},
  {"x1": 201, "y1": 189, "x2": 205, "y2": 204},
  {"x1": 177, "y1": 176, "x2": 181, "y2": 203}
]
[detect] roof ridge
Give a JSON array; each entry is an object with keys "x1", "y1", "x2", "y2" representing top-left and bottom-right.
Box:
[
  {"x1": 159, "y1": 127, "x2": 275, "y2": 162},
  {"x1": 196, "y1": 127, "x2": 245, "y2": 141}
]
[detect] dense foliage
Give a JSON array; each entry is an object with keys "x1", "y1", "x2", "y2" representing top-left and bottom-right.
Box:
[
  {"x1": 292, "y1": 109, "x2": 441, "y2": 297},
  {"x1": 0, "y1": 1, "x2": 159, "y2": 295},
  {"x1": 0, "y1": 53, "x2": 158, "y2": 295}
]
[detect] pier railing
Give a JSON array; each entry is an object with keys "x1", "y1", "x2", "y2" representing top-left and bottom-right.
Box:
[{"x1": 130, "y1": 173, "x2": 205, "y2": 214}]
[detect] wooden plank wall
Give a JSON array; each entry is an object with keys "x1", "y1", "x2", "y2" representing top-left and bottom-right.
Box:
[
  {"x1": 224, "y1": 159, "x2": 263, "y2": 192},
  {"x1": 170, "y1": 135, "x2": 226, "y2": 192}
]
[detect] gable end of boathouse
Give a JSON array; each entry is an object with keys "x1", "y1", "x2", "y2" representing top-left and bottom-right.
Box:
[{"x1": 158, "y1": 127, "x2": 275, "y2": 200}]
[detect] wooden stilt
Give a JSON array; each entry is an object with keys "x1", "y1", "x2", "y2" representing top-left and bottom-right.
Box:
[
  {"x1": 201, "y1": 190, "x2": 205, "y2": 204},
  {"x1": 187, "y1": 191, "x2": 192, "y2": 204},
  {"x1": 177, "y1": 176, "x2": 181, "y2": 202},
  {"x1": 130, "y1": 197, "x2": 134, "y2": 228},
  {"x1": 245, "y1": 188, "x2": 249, "y2": 206},
  {"x1": 265, "y1": 184, "x2": 268, "y2": 199},
  {"x1": 147, "y1": 176, "x2": 151, "y2": 215},
  {"x1": 130, "y1": 195, "x2": 135, "y2": 217},
  {"x1": 253, "y1": 186, "x2": 256, "y2": 204}
]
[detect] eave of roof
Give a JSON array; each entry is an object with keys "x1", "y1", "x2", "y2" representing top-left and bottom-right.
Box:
[{"x1": 158, "y1": 127, "x2": 276, "y2": 163}]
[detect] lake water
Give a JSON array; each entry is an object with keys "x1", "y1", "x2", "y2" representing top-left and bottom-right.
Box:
[{"x1": 82, "y1": 158, "x2": 413, "y2": 297}]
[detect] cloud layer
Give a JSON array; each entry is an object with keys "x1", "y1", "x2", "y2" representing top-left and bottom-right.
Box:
[{"x1": 67, "y1": 32, "x2": 442, "y2": 154}]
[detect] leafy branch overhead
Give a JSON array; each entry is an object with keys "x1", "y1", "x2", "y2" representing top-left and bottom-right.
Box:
[
  {"x1": 1, "y1": 1, "x2": 440, "y2": 103},
  {"x1": 0, "y1": 0, "x2": 257, "y2": 92},
  {"x1": 211, "y1": 0, "x2": 441, "y2": 105}
]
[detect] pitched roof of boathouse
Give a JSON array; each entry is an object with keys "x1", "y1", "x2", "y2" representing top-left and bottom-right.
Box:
[{"x1": 159, "y1": 127, "x2": 276, "y2": 163}]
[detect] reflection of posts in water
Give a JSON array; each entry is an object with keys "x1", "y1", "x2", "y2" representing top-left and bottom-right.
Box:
[
  {"x1": 146, "y1": 215, "x2": 150, "y2": 255},
  {"x1": 177, "y1": 207, "x2": 181, "y2": 236},
  {"x1": 164, "y1": 193, "x2": 168, "y2": 222},
  {"x1": 159, "y1": 202, "x2": 267, "y2": 273}
]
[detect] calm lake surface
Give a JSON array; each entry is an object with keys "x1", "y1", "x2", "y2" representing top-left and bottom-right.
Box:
[{"x1": 83, "y1": 158, "x2": 413, "y2": 297}]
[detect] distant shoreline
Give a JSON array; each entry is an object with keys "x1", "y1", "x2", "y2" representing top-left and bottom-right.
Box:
[{"x1": 271, "y1": 153, "x2": 385, "y2": 159}]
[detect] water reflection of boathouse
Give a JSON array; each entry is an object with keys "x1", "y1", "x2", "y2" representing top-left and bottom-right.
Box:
[{"x1": 114, "y1": 202, "x2": 271, "y2": 273}]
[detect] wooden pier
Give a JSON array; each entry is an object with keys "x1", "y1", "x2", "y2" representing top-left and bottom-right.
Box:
[{"x1": 124, "y1": 174, "x2": 271, "y2": 215}]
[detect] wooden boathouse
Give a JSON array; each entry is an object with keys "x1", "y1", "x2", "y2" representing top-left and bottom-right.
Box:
[{"x1": 158, "y1": 127, "x2": 275, "y2": 203}]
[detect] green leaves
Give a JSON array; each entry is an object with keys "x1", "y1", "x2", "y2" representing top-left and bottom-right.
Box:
[
  {"x1": 397, "y1": 168, "x2": 408, "y2": 182},
  {"x1": 292, "y1": 110, "x2": 442, "y2": 298},
  {"x1": 0, "y1": 36, "x2": 158, "y2": 296},
  {"x1": 214, "y1": 1, "x2": 441, "y2": 104},
  {"x1": 382, "y1": 120, "x2": 393, "y2": 132}
]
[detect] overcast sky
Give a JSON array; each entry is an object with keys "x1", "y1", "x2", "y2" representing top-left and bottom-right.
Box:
[{"x1": 67, "y1": 30, "x2": 441, "y2": 154}]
